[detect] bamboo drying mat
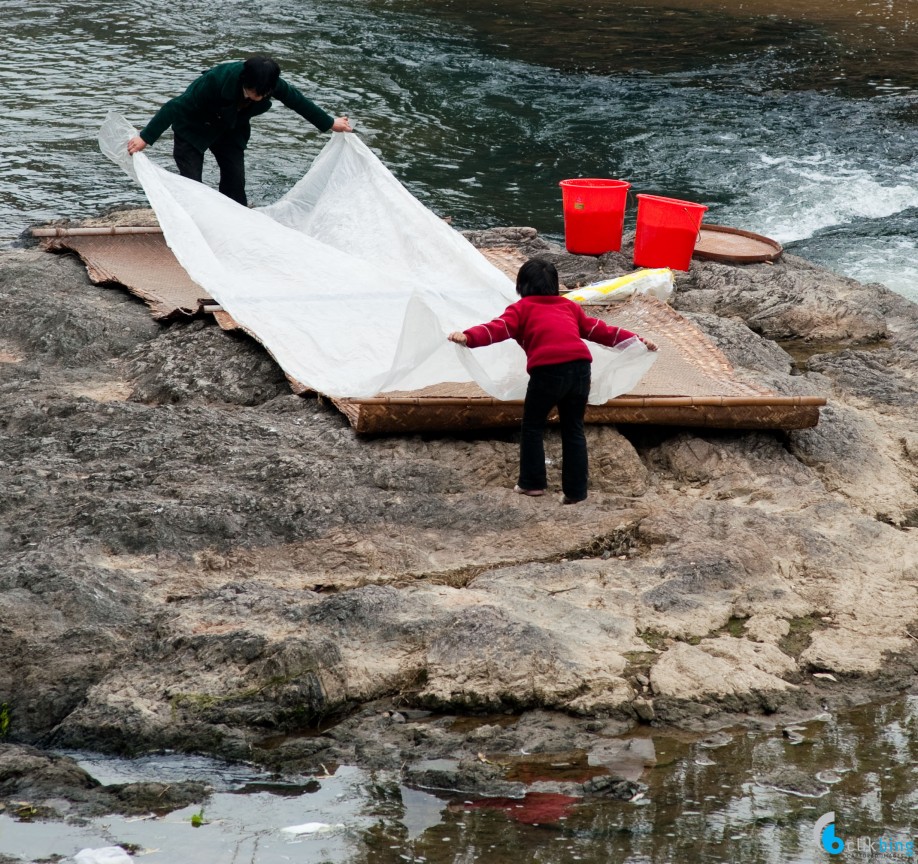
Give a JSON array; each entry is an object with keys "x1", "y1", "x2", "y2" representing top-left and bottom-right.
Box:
[
  {"x1": 41, "y1": 229, "x2": 521, "y2": 323},
  {"x1": 39, "y1": 227, "x2": 824, "y2": 432},
  {"x1": 41, "y1": 231, "x2": 210, "y2": 321},
  {"x1": 333, "y1": 296, "x2": 826, "y2": 433}
]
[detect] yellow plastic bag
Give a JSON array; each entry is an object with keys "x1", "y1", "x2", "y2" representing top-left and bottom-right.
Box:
[{"x1": 566, "y1": 268, "x2": 674, "y2": 304}]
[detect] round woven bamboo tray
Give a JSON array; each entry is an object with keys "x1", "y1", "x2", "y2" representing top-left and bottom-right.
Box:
[{"x1": 693, "y1": 224, "x2": 783, "y2": 264}]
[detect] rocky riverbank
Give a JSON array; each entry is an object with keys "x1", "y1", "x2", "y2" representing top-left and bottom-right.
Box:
[{"x1": 0, "y1": 221, "x2": 916, "y2": 818}]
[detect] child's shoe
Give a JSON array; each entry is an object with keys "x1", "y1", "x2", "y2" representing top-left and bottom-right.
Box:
[{"x1": 514, "y1": 484, "x2": 545, "y2": 497}]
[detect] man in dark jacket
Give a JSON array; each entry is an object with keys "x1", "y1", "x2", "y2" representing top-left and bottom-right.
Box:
[{"x1": 127, "y1": 56, "x2": 352, "y2": 206}]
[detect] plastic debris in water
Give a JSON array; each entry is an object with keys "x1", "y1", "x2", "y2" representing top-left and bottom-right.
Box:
[
  {"x1": 815, "y1": 770, "x2": 844, "y2": 784},
  {"x1": 281, "y1": 821, "x2": 345, "y2": 837},
  {"x1": 782, "y1": 726, "x2": 807, "y2": 745},
  {"x1": 74, "y1": 848, "x2": 133, "y2": 864}
]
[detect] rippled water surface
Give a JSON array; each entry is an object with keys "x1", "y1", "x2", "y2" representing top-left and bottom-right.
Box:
[{"x1": 2, "y1": 0, "x2": 917, "y2": 299}]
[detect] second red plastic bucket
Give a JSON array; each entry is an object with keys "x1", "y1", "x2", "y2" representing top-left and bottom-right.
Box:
[
  {"x1": 559, "y1": 178, "x2": 631, "y2": 255},
  {"x1": 633, "y1": 194, "x2": 708, "y2": 271}
]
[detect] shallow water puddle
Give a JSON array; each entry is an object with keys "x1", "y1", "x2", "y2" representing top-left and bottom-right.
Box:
[
  {"x1": 0, "y1": 762, "x2": 369, "y2": 863},
  {"x1": 4, "y1": 696, "x2": 918, "y2": 863}
]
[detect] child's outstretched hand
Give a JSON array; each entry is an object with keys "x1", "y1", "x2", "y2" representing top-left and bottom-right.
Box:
[
  {"x1": 448, "y1": 332, "x2": 468, "y2": 346},
  {"x1": 639, "y1": 336, "x2": 658, "y2": 352}
]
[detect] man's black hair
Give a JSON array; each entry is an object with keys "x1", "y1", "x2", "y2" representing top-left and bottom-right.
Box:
[
  {"x1": 241, "y1": 56, "x2": 281, "y2": 96},
  {"x1": 516, "y1": 258, "x2": 560, "y2": 297}
]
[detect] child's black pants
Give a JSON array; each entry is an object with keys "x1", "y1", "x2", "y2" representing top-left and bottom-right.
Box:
[{"x1": 518, "y1": 359, "x2": 591, "y2": 500}]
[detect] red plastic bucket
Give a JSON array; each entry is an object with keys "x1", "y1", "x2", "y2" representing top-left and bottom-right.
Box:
[
  {"x1": 559, "y1": 178, "x2": 631, "y2": 255},
  {"x1": 633, "y1": 194, "x2": 708, "y2": 271}
]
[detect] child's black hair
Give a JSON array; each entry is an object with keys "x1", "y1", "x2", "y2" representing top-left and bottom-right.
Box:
[
  {"x1": 241, "y1": 56, "x2": 281, "y2": 96},
  {"x1": 515, "y1": 258, "x2": 560, "y2": 297}
]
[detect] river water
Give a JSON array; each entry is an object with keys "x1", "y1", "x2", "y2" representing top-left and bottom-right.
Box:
[
  {"x1": 2, "y1": 2, "x2": 917, "y2": 862},
  {"x1": 2, "y1": 0, "x2": 918, "y2": 300}
]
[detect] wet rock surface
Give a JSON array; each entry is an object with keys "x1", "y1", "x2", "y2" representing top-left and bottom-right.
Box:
[
  {"x1": 0, "y1": 744, "x2": 208, "y2": 818},
  {"x1": 1, "y1": 223, "x2": 917, "y2": 813}
]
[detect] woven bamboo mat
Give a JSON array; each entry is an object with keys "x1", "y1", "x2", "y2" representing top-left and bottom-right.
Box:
[
  {"x1": 591, "y1": 295, "x2": 769, "y2": 398},
  {"x1": 478, "y1": 245, "x2": 529, "y2": 280},
  {"x1": 333, "y1": 296, "x2": 825, "y2": 433},
  {"x1": 41, "y1": 228, "x2": 824, "y2": 432},
  {"x1": 43, "y1": 232, "x2": 209, "y2": 320},
  {"x1": 44, "y1": 231, "x2": 518, "y2": 326}
]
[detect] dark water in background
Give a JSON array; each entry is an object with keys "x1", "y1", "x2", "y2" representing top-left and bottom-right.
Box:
[{"x1": 1, "y1": 0, "x2": 917, "y2": 299}]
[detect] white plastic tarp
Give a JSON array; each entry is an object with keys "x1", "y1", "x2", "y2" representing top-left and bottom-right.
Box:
[{"x1": 99, "y1": 112, "x2": 655, "y2": 403}]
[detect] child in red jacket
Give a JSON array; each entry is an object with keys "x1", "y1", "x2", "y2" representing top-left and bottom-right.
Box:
[{"x1": 449, "y1": 259, "x2": 657, "y2": 504}]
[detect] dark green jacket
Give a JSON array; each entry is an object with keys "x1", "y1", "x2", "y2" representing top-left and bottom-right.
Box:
[{"x1": 139, "y1": 61, "x2": 334, "y2": 152}]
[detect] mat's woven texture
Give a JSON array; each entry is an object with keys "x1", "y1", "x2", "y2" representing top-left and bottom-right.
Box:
[
  {"x1": 334, "y1": 398, "x2": 821, "y2": 434},
  {"x1": 45, "y1": 233, "x2": 207, "y2": 320},
  {"x1": 592, "y1": 295, "x2": 771, "y2": 398},
  {"x1": 479, "y1": 246, "x2": 529, "y2": 281}
]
